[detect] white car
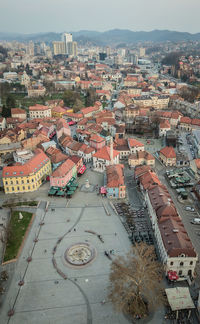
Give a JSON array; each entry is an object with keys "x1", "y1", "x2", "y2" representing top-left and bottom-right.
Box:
[{"x1": 185, "y1": 206, "x2": 195, "y2": 212}]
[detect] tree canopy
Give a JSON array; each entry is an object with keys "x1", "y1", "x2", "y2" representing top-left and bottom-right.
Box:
[
  {"x1": 63, "y1": 90, "x2": 83, "y2": 108},
  {"x1": 108, "y1": 243, "x2": 164, "y2": 319}
]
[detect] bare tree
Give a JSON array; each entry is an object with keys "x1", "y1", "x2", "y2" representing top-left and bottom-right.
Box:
[{"x1": 108, "y1": 243, "x2": 165, "y2": 319}]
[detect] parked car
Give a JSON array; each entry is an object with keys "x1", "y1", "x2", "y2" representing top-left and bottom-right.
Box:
[
  {"x1": 191, "y1": 218, "x2": 200, "y2": 224},
  {"x1": 68, "y1": 121, "x2": 76, "y2": 126},
  {"x1": 185, "y1": 206, "x2": 195, "y2": 212}
]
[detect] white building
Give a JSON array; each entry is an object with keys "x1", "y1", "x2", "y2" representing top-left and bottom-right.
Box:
[{"x1": 93, "y1": 139, "x2": 120, "y2": 172}]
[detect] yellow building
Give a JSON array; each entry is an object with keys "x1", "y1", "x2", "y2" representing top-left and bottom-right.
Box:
[
  {"x1": 52, "y1": 106, "x2": 66, "y2": 118},
  {"x1": 2, "y1": 149, "x2": 52, "y2": 194}
]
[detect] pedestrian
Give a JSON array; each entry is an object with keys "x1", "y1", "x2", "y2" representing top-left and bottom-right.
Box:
[
  {"x1": 114, "y1": 232, "x2": 117, "y2": 236},
  {"x1": 44, "y1": 249, "x2": 47, "y2": 253},
  {"x1": 74, "y1": 228, "x2": 76, "y2": 232}
]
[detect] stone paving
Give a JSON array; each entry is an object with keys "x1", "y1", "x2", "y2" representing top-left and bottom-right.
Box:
[{"x1": 0, "y1": 170, "x2": 133, "y2": 324}]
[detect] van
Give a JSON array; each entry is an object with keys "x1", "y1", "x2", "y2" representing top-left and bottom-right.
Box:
[{"x1": 191, "y1": 218, "x2": 200, "y2": 224}]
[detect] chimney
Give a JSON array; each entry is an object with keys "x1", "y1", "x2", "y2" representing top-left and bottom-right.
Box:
[{"x1": 110, "y1": 137, "x2": 113, "y2": 165}]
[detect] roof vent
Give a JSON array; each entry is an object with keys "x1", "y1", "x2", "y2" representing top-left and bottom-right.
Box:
[
  {"x1": 173, "y1": 229, "x2": 179, "y2": 233},
  {"x1": 165, "y1": 233, "x2": 169, "y2": 236},
  {"x1": 167, "y1": 241, "x2": 172, "y2": 244}
]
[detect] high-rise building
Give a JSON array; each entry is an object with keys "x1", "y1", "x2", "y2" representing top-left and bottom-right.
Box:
[
  {"x1": 139, "y1": 47, "x2": 145, "y2": 57},
  {"x1": 67, "y1": 41, "x2": 77, "y2": 57},
  {"x1": 52, "y1": 41, "x2": 66, "y2": 55},
  {"x1": 62, "y1": 33, "x2": 73, "y2": 54},
  {"x1": 27, "y1": 41, "x2": 34, "y2": 56}
]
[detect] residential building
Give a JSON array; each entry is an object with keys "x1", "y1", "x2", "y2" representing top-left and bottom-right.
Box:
[
  {"x1": 52, "y1": 106, "x2": 66, "y2": 118},
  {"x1": 0, "y1": 117, "x2": 6, "y2": 130},
  {"x1": 56, "y1": 118, "x2": 71, "y2": 139},
  {"x1": 128, "y1": 151, "x2": 155, "y2": 168},
  {"x1": 159, "y1": 146, "x2": 176, "y2": 166},
  {"x1": 29, "y1": 104, "x2": 51, "y2": 119},
  {"x1": 105, "y1": 164, "x2": 126, "y2": 198},
  {"x1": 28, "y1": 86, "x2": 46, "y2": 97},
  {"x1": 2, "y1": 149, "x2": 51, "y2": 194},
  {"x1": 52, "y1": 41, "x2": 66, "y2": 55},
  {"x1": 159, "y1": 120, "x2": 171, "y2": 137},
  {"x1": 11, "y1": 108, "x2": 26, "y2": 120},
  {"x1": 89, "y1": 134, "x2": 106, "y2": 150},
  {"x1": 50, "y1": 158, "x2": 76, "y2": 188}
]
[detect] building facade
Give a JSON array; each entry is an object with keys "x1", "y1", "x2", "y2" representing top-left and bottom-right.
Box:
[{"x1": 2, "y1": 149, "x2": 51, "y2": 194}]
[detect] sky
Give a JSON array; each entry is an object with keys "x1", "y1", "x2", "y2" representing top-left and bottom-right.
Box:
[{"x1": 0, "y1": 0, "x2": 200, "y2": 34}]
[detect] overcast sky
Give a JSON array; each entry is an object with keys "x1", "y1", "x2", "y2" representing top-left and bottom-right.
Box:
[{"x1": 0, "y1": 0, "x2": 199, "y2": 34}]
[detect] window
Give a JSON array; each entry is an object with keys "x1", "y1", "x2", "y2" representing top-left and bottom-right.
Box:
[
  {"x1": 16, "y1": 180, "x2": 18, "y2": 184},
  {"x1": 178, "y1": 270, "x2": 182, "y2": 276},
  {"x1": 27, "y1": 179, "x2": 29, "y2": 183},
  {"x1": 12, "y1": 187, "x2": 14, "y2": 191},
  {"x1": 11, "y1": 181, "x2": 13, "y2": 185},
  {"x1": 180, "y1": 262, "x2": 184, "y2": 266},
  {"x1": 170, "y1": 261, "x2": 173, "y2": 266},
  {"x1": 5, "y1": 181, "x2": 8, "y2": 185},
  {"x1": 28, "y1": 186, "x2": 30, "y2": 189},
  {"x1": 23, "y1": 186, "x2": 25, "y2": 190},
  {"x1": 32, "y1": 179, "x2": 34, "y2": 182},
  {"x1": 17, "y1": 186, "x2": 20, "y2": 190},
  {"x1": 22, "y1": 180, "x2": 24, "y2": 184},
  {"x1": 190, "y1": 261, "x2": 193, "y2": 265},
  {"x1": 6, "y1": 187, "x2": 9, "y2": 192}
]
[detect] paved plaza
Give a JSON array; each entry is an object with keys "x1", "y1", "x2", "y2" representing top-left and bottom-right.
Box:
[{"x1": 0, "y1": 171, "x2": 133, "y2": 324}]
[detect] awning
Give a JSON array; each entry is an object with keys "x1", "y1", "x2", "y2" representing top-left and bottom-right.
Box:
[
  {"x1": 48, "y1": 188, "x2": 57, "y2": 195},
  {"x1": 100, "y1": 187, "x2": 107, "y2": 194},
  {"x1": 56, "y1": 191, "x2": 65, "y2": 196},
  {"x1": 165, "y1": 287, "x2": 195, "y2": 311},
  {"x1": 168, "y1": 270, "x2": 179, "y2": 281},
  {"x1": 67, "y1": 190, "x2": 74, "y2": 195},
  {"x1": 78, "y1": 165, "x2": 86, "y2": 174}
]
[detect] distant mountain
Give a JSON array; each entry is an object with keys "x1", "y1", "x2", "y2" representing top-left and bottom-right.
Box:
[{"x1": 1, "y1": 29, "x2": 200, "y2": 45}]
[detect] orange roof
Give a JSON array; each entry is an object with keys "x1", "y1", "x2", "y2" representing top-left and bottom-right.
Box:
[
  {"x1": 191, "y1": 119, "x2": 200, "y2": 126},
  {"x1": 11, "y1": 108, "x2": 26, "y2": 115},
  {"x1": 128, "y1": 138, "x2": 144, "y2": 148},
  {"x1": 52, "y1": 106, "x2": 66, "y2": 113},
  {"x1": 93, "y1": 145, "x2": 119, "y2": 161},
  {"x1": 160, "y1": 146, "x2": 176, "y2": 158},
  {"x1": 180, "y1": 116, "x2": 191, "y2": 124},
  {"x1": 3, "y1": 149, "x2": 50, "y2": 177},
  {"x1": 90, "y1": 134, "x2": 105, "y2": 143},
  {"x1": 29, "y1": 104, "x2": 50, "y2": 111},
  {"x1": 160, "y1": 120, "x2": 171, "y2": 129},
  {"x1": 81, "y1": 106, "x2": 97, "y2": 115},
  {"x1": 106, "y1": 164, "x2": 125, "y2": 187},
  {"x1": 195, "y1": 159, "x2": 200, "y2": 169},
  {"x1": 51, "y1": 159, "x2": 75, "y2": 178}
]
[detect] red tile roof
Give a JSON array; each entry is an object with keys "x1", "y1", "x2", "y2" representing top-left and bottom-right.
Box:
[
  {"x1": 106, "y1": 164, "x2": 125, "y2": 187},
  {"x1": 93, "y1": 145, "x2": 119, "y2": 161},
  {"x1": 180, "y1": 116, "x2": 192, "y2": 124},
  {"x1": 51, "y1": 159, "x2": 75, "y2": 178},
  {"x1": 90, "y1": 134, "x2": 105, "y2": 143},
  {"x1": 29, "y1": 104, "x2": 50, "y2": 111},
  {"x1": 128, "y1": 138, "x2": 144, "y2": 148},
  {"x1": 160, "y1": 146, "x2": 176, "y2": 159},
  {"x1": 3, "y1": 149, "x2": 50, "y2": 177},
  {"x1": 160, "y1": 120, "x2": 171, "y2": 129}
]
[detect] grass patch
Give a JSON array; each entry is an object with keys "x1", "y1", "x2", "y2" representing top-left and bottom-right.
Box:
[
  {"x1": 3, "y1": 201, "x2": 38, "y2": 208},
  {"x1": 4, "y1": 211, "x2": 33, "y2": 262}
]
